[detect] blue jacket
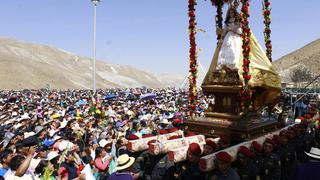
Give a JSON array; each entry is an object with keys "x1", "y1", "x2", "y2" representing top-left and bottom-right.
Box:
[{"x1": 290, "y1": 161, "x2": 320, "y2": 180}]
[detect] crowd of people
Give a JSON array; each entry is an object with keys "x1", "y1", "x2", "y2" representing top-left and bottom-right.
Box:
[{"x1": 0, "y1": 88, "x2": 319, "y2": 180}]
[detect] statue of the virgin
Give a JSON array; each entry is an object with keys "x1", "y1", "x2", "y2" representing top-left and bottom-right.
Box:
[
  {"x1": 217, "y1": 6, "x2": 242, "y2": 70},
  {"x1": 204, "y1": 5, "x2": 281, "y2": 110}
]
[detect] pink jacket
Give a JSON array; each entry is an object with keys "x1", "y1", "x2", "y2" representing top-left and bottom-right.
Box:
[{"x1": 94, "y1": 157, "x2": 109, "y2": 171}]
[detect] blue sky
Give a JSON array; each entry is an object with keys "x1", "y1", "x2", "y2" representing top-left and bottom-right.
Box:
[{"x1": 0, "y1": 0, "x2": 319, "y2": 74}]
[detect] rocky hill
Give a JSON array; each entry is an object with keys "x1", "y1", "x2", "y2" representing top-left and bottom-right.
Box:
[
  {"x1": 273, "y1": 39, "x2": 320, "y2": 82},
  {"x1": 0, "y1": 37, "x2": 182, "y2": 90}
]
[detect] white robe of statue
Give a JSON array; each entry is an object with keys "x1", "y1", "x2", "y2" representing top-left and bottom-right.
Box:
[{"x1": 217, "y1": 17, "x2": 242, "y2": 69}]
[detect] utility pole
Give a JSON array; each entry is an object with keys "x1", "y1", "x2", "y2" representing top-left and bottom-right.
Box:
[{"x1": 91, "y1": 0, "x2": 100, "y2": 93}]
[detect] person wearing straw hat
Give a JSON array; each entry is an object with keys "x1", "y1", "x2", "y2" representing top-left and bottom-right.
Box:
[
  {"x1": 290, "y1": 147, "x2": 320, "y2": 180},
  {"x1": 108, "y1": 154, "x2": 135, "y2": 180}
]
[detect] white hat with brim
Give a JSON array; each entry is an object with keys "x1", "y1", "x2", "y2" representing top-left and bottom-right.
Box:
[
  {"x1": 305, "y1": 147, "x2": 320, "y2": 159},
  {"x1": 29, "y1": 159, "x2": 41, "y2": 171},
  {"x1": 167, "y1": 113, "x2": 174, "y2": 119},
  {"x1": 14, "y1": 123, "x2": 23, "y2": 129},
  {"x1": 49, "y1": 129, "x2": 58, "y2": 137},
  {"x1": 34, "y1": 126, "x2": 44, "y2": 134},
  {"x1": 99, "y1": 139, "x2": 111, "y2": 148},
  {"x1": 46, "y1": 151, "x2": 59, "y2": 161},
  {"x1": 4, "y1": 119, "x2": 14, "y2": 125},
  {"x1": 24, "y1": 132, "x2": 35, "y2": 139},
  {"x1": 160, "y1": 119, "x2": 171, "y2": 125},
  {"x1": 12, "y1": 112, "x2": 18, "y2": 117},
  {"x1": 59, "y1": 120, "x2": 68, "y2": 129},
  {"x1": 58, "y1": 141, "x2": 74, "y2": 151},
  {"x1": 295, "y1": 119, "x2": 301, "y2": 124},
  {"x1": 116, "y1": 154, "x2": 135, "y2": 171}
]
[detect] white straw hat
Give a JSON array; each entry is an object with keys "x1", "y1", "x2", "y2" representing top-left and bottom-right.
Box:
[
  {"x1": 24, "y1": 132, "x2": 35, "y2": 139},
  {"x1": 116, "y1": 154, "x2": 135, "y2": 171},
  {"x1": 46, "y1": 151, "x2": 59, "y2": 161},
  {"x1": 29, "y1": 159, "x2": 41, "y2": 171},
  {"x1": 305, "y1": 147, "x2": 320, "y2": 159},
  {"x1": 99, "y1": 139, "x2": 111, "y2": 148},
  {"x1": 58, "y1": 141, "x2": 74, "y2": 151},
  {"x1": 59, "y1": 120, "x2": 68, "y2": 129}
]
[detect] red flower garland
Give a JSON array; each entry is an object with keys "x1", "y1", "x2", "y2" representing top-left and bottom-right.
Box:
[
  {"x1": 188, "y1": 0, "x2": 198, "y2": 118},
  {"x1": 263, "y1": 0, "x2": 272, "y2": 62},
  {"x1": 209, "y1": 0, "x2": 228, "y2": 6},
  {"x1": 209, "y1": 0, "x2": 228, "y2": 41},
  {"x1": 240, "y1": 0, "x2": 251, "y2": 114}
]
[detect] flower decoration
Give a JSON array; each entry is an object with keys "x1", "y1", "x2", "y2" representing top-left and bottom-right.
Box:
[
  {"x1": 263, "y1": 0, "x2": 272, "y2": 62},
  {"x1": 209, "y1": 0, "x2": 228, "y2": 6},
  {"x1": 240, "y1": 0, "x2": 251, "y2": 114},
  {"x1": 188, "y1": 0, "x2": 198, "y2": 118},
  {"x1": 209, "y1": 0, "x2": 228, "y2": 41}
]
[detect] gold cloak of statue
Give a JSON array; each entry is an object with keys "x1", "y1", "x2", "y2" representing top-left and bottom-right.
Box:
[{"x1": 203, "y1": 32, "x2": 281, "y2": 110}]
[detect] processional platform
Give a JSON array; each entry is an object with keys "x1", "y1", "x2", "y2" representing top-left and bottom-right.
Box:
[{"x1": 185, "y1": 69, "x2": 278, "y2": 141}]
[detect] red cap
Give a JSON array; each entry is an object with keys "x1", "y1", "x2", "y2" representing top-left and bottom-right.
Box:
[
  {"x1": 159, "y1": 129, "x2": 169, "y2": 135},
  {"x1": 205, "y1": 139, "x2": 217, "y2": 150},
  {"x1": 173, "y1": 118, "x2": 182, "y2": 124},
  {"x1": 238, "y1": 146, "x2": 252, "y2": 157},
  {"x1": 216, "y1": 151, "x2": 232, "y2": 163},
  {"x1": 168, "y1": 127, "x2": 179, "y2": 133},
  {"x1": 142, "y1": 134, "x2": 155, "y2": 138},
  {"x1": 128, "y1": 134, "x2": 139, "y2": 140},
  {"x1": 305, "y1": 114, "x2": 312, "y2": 119},
  {"x1": 298, "y1": 116, "x2": 305, "y2": 121},
  {"x1": 185, "y1": 132, "x2": 197, "y2": 137},
  {"x1": 188, "y1": 143, "x2": 202, "y2": 156},
  {"x1": 147, "y1": 139, "x2": 157, "y2": 146},
  {"x1": 251, "y1": 141, "x2": 262, "y2": 153},
  {"x1": 168, "y1": 135, "x2": 182, "y2": 140}
]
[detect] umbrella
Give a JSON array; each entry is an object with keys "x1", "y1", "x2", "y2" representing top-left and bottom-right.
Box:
[
  {"x1": 140, "y1": 93, "x2": 156, "y2": 101},
  {"x1": 104, "y1": 94, "x2": 117, "y2": 100},
  {"x1": 76, "y1": 99, "x2": 88, "y2": 106},
  {"x1": 126, "y1": 93, "x2": 136, "y2": 101}
]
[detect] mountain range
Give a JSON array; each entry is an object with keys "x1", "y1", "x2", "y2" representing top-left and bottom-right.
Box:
[
  {"x1": 0, "y1": 37, "x2": 184, "y2": 90},
  {"x1": 0, "y1": 37, "x2": 319, "y2": 90},
  {"x1": 272, "y1": 39, "x2": 320, "y2": 82}
]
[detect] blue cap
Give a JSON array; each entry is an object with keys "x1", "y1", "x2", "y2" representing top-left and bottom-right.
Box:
[
  {"x1": 43, "y1": 140, "x2": 55, "y2": 147},
  {"x1": 116, "y1": 121, "x2": 124, "y2": 128}
]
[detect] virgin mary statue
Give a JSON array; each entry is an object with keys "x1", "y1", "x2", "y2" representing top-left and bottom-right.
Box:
[{"x1": 204, "y1": 6, "x2": 281, "y2": 109}]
